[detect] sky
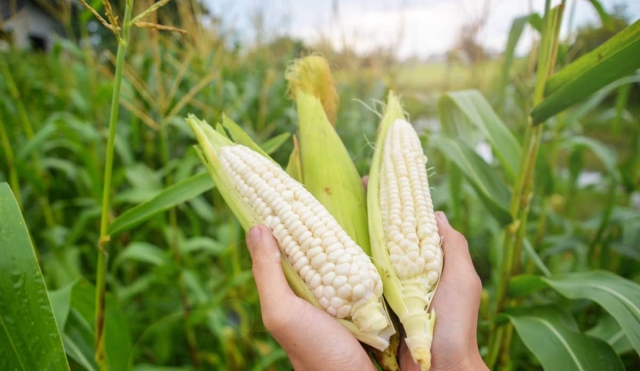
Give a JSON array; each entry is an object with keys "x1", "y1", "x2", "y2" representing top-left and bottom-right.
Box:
[{"x1": 203, "y1": 0, "x2": 640, "y2": 60}]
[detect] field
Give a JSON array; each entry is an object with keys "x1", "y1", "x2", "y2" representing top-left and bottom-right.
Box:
[{"x1": 1, "y1": 0, "x2": 640, "y2": 370}]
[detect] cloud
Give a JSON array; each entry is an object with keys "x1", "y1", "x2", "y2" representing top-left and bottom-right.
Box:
[{"x1": 203, "y1": 0, "x2": 640, "y2": 59}]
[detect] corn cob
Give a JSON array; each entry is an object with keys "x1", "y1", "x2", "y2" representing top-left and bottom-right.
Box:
[
  {"x1": 368, "y1": 92, "x2": 444, "y2": 370},
  {"x1": 187, "y1": 115, "x2": 394, "y2": 350}
]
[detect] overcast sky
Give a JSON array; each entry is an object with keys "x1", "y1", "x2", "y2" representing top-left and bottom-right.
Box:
[{"x1": 203, "y1": 0, "x2": 640, "y2": 59}]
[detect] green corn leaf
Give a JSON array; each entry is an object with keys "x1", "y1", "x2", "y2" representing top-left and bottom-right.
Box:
[
  {"x1": 543, "y1": 271, "x2": 640, "y2": 356},
  {"x1": 69, "y1": 280, "x2": 133, "y2": 371},
  {"x1": 113, "y1": 242, "x2": 169, "y2": 268},
  {"x1": 438, "y1": 90, "x2": 522, "y2": 180},
  {"x1": 16, "y1": 119, "x2": 57, "y2": 160},
  {"x1": 587, "y1": 315, "x2": 634, "y2": 355},
  {"x1": 586, "y1": 0, "x2": 614, "y2": 30},
  {"x1": 532, "y1": 20, "x2": 640, "y2": 123},
  {"x1": 561, "y1": 136, "x2": 618, "y2": 176},
  {"x1": 0, "y1": 183, "x2": 70, "y2": 371},
  {"x1": 501, "y1": 14, "x2": 541, "y2": 99},
  {"x1": 432, "y1": 137, "x2": 512, "y2": 225},
  {"x1": 222, "y1": 115, "x2": 271, "y2": 159},
  {"x1": 108, "y1": 172, "x2": 215, "y2": 236},
  {"x1": 503, "y1": 305, "x2": 624, "y2": 371},
  {"x1": 508, "y1": 271, "x2": 640, "y2": 356},
  {"x1": 566, "y1": 73, "x2": 640, "y2": 124},
  {"x1": 528, "y1": 13, "x2": 543, "y2": 32},
  {"x1": 261, "y1": 132, "x2": 291, "y2": 155}
]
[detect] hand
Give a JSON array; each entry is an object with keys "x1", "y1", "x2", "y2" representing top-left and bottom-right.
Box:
[
  {"x1": 245, "y1": 225, "x2": 376, "y2": 371},
  {"x1": 398, "y1": 212, "x2": 488, "y2": 371}
]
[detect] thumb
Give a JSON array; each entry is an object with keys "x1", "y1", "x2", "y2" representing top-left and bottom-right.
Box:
[
  {"x1": 435, "y1": 212, "x2": 475, "y2": 273},
  {"x1": 246, "y1": 225, "x2": 297, "y2": 315},
  {"x1": 434, "y1": 211, "x2": 482, "y2": 294}
]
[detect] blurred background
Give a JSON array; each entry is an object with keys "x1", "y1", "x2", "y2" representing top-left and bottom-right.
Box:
[{"x1": 1, "y1": 0, "x2": 639, "y2": 370}]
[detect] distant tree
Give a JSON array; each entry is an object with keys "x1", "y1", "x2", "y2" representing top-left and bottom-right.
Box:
[
  {"x1": 448, "y1": 0, "x2": 491, "y2": 65},
  {"x1": 571, "y1": 3, "x2": 629, "y2": 59}
]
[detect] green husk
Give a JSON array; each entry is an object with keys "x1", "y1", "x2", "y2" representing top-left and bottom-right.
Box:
[{"x1": 286, "y1": 56, "x2": 372, "y2": 254}]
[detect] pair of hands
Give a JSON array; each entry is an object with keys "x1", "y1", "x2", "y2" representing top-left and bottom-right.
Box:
[{"x1": 245, "y1": 187, "x2": 487, "y2": 371}]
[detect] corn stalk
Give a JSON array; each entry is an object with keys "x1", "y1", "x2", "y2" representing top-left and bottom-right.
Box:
[{"x1": 486, "y1": 0, "x2": 565, "y2": 367}]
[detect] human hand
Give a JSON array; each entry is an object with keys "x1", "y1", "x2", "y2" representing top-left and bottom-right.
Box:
[
  {"x1": 398, "y1": 212, "x2": 488, "y2": 371},
  {"x1": 245, "y1": 225, "x2": 376, "y2": 371}
]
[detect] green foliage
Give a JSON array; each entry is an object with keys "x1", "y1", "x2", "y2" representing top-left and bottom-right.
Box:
[
  {"x1": 504, "y1": 305, "x2": 624, "y2": 370},
  {"x1": 0, "y1": 183, "x2": 69, "y2": 371},
  {"x1": 1, "y1": 0, "x2": 640, "y2": 369}
]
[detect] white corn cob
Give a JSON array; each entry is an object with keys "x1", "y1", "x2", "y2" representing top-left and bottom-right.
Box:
[
  {"x1": 368, "y1": 94, "x2": 444, "y2": 371},
  {"x1": 380, "y1": 120, "x2": 443, "y2": 287},
  {"x1": 379, "y1": 120, "x2": 443, "y2": 367},
  {"x1": 219, "y1": 144, "x2": 388, "y2": 332}
]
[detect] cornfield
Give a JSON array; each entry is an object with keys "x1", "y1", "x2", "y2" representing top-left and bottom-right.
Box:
[{"x1": 1, "y1": 0, "x2": 639, "y2": 370}]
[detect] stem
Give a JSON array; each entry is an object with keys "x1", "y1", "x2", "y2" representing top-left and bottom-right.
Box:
[
  {"x1": 95, "y1": 1, "x2": 135, "y2": 367},
  {"x1": 487, "y1": 1, "x2": 564, "y2": 367}
]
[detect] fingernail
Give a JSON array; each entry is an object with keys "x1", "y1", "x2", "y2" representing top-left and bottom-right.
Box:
[
  {"x1": 248, "y1": 226, "x2": 262, "y2": 252},
  {"x1": 436, "y1": 211, "x2": 450, "y2": 226}
]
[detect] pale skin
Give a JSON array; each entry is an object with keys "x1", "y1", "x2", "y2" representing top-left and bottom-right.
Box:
[{"x1": 245, "y1": 179, "x2": 488, "y2": 371}]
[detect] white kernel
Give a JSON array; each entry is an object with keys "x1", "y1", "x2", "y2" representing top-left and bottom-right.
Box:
[
  {"x1": 307, "y1": 246, "x2": 323, "y2": 259},
  {"x1": 292, "y1": 225, "x2": 307, "y2": 240},
  {"x1": 337, "y1": 283, "x2": 352, "y2": 300},
  {"x1": 322, "y1": 271, "x2": 336, "y2": 286},
  {"x1": 337, "y1": 305, "x2": 351, "y2": 318},
  {"x1": 305, "y1": 269, "x2": 317, "y2": 283},
  {"x1": 347, "y1": 273, "x2": 361, "y2": 286},
  {"x1": 352, "y1": 284, "x2": 366, "y2": 301},
  {"x1": 330, "y1": 297, "x2": 345, "y2": 310},
  {"x1": 335, "y1": 263, "x2": 350, "y2": 276},
  {"x1": 311, "y1": 253, "x2": 327, "y2": 269},
  {"x1": 273, "y1": 224, "x2": 285, "y2": 236},
  {"x1": 262, "y1": 171, "x2": 274, "y2": 181},
  {"x1": 328, "y1": 249, "x2": 343, "y2": 263},
  {"x1": 427, "y1": 271, "x2": 438, "y2": 286},
  {"x1": 319, "y1": 263, "x2": 335, "y2": 275},
  {"x1": 336, "y1": 254, "x2": 352, "y2": 264},
  {"x1": 291, "y1": 250, "x2": 304, "y2": 262},
  {"x1": 297, "y1": 231, "x2": 313, "y2": 248},
  {"x1": 323, "y1": 286, "x2": 336, "y2": 299},
  {"x1": 325, "y1": 243, "x2": 342, "y2": 255},
  {"x1": 308, "y1": 273, "x2": 321, "y2": 289},
  {"x1": 282, "y1": 190, "x2": 294, "y2": 201},
  {"x1": 319, "y1": 297, "x2": 329, "y2": 309},
  {"x1": 294, "y1": 257, "x2": 310, "y2": 271},
  {"x1": 313, "y1": 226, "x2": 328, "y2": 239},
  {"x1": 289, "y1": 220, "x2": 303, "y2": 231},
  {"x1": 299, "y1": 265, "x2": 312, "y2": 279}
]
